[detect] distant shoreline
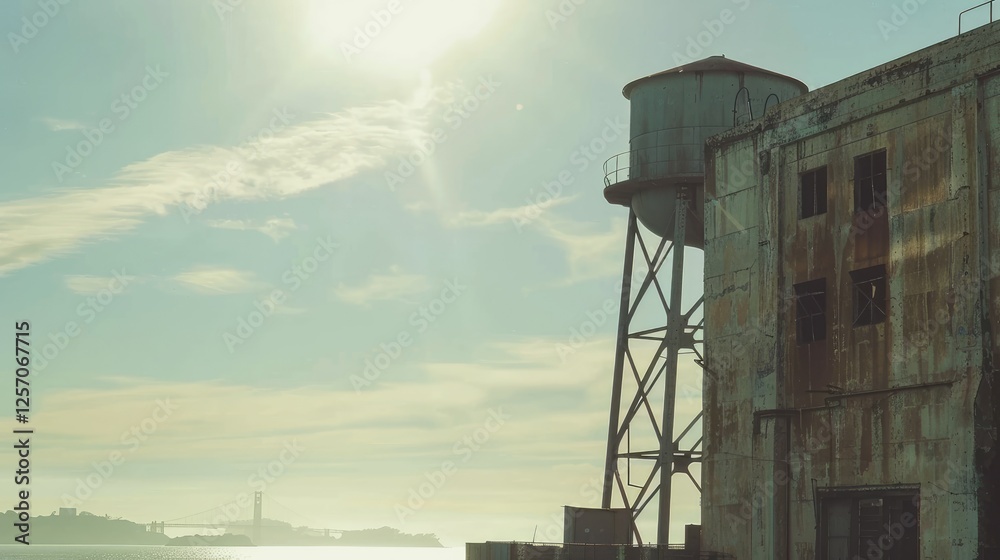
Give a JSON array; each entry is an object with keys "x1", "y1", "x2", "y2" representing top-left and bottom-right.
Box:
[{"x1": 0, "y1": 511, "x2": 442, "y2": 547}]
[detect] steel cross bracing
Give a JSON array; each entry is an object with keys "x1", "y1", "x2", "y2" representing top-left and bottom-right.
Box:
[{"x1": 600, "y1": 190, "x2": 705, "y2": 546}]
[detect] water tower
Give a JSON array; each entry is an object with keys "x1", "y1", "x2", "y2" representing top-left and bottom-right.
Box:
[{"x1": 598, "y1": 55, "x2": 807, "y2": 546}]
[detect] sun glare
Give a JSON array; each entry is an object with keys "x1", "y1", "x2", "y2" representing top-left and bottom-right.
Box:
[{"x1": 306, "y1": 0, "x2": 500, "y2": 70}]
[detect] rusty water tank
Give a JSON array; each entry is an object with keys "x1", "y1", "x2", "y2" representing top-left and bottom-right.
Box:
[{"x1": 603, "y1": 55, "x2": 808, "y2": 246}]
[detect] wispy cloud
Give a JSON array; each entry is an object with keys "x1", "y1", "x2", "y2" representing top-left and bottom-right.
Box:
[
  {"x1": 64, "y1": 274, "x2": 128, "y2": 295},
  {"x1": 440, "y1": 199, "x2": 621, "y2": 285},
  {"x1": 172, "y1": 267, "x2": 267, "y2": 295},
  {"x1": 533, "y1": 214, "x2": 624, "y2": 285},
  {"x1": 0, "y1": 86, "x2": 448, "y2": 276},
  {"x1": 32, "y1": 337, "x2": 703, "y2": 545},
  {"x1": 206, "y1": 217, "x2": 297, "y2": 241},
  {"x1": 39, "y1": 117, "x2": 87, "y2": 131},
  {"x1": 436, "y1": 196, "x2": 626, "y2": 285},
  {"x1": 33, "y1": 336, "x2": 681, "y2": 467},
  {"x1": 431, "y1": 197, "x2": 575, "y2": 229},
  {"x1": 334, "y1": 265, "x2": 430, "y2": 305}
]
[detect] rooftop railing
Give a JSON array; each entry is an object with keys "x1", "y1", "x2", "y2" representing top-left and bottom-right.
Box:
[{"x1": 960, "y1": 0, "x2": 995, "y2": 34}]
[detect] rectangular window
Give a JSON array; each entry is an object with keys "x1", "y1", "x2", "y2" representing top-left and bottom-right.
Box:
[
  {"x1": 800, "y1": 167, "x2": 828, "y2": 218},
  {"x1": 854, "y1": 150, "x2": 887, "y2": 213},
  {"x1": 794, "y1": 278, "x2": 826, "y2": 344},
  {"x1": 820, "y1": 491, "x2": 919, "y2": 560},
  {"x1": 851, "y1": 265, "x2": 887, "y2": 326}
]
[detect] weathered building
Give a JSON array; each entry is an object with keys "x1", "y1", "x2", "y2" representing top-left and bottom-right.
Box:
[{"x1": 702, "y1": 21, "x2": 1000, "y2": 560}]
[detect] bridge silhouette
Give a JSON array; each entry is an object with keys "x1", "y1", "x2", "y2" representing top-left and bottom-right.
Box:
[{"x1": 147, "y1": 492, "x2": 346, "y2": 542}]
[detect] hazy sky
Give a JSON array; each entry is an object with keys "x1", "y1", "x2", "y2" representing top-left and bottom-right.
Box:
[{"x1": 0, "y1": 0, "x2": 984, "y2": 547}]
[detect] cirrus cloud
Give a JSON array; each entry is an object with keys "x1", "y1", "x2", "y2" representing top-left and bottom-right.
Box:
[
  {"x1": 172, "y1": 267, "x2": 268, "y2": 295},
  {"x1": 0, "y1": 84, "x2": 449, "y2": 276},
  {"x1": 334, "y1": 266, "x2": 431, "y2": 305}
]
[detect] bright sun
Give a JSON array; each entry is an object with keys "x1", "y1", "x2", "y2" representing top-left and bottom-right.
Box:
[{"x1": 305, "y1": 0, "x2": 500, "y2": 70}]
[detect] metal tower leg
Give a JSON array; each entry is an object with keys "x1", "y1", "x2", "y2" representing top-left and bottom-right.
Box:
[
  {"x1": 657, "y1": 187, "x2": 688, "y2": 545},
  {"x1": 600, "y1": 187, "x2": 699, "y2": 547},
  {"x1": 603, "y1": 211, "x2": 638, "y2": 509}
]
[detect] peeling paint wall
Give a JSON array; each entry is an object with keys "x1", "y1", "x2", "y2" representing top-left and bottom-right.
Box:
[{"x1": 702, "y1": 22, "x2": 1000, "y2": 560}]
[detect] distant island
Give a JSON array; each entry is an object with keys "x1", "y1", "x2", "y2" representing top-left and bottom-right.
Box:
[
  {"x1": 0, "y1": 510, "x2": 442, "y2": 547},
  {"x1": 166, "y1": 534, "x2": 254, "y2": 546}
]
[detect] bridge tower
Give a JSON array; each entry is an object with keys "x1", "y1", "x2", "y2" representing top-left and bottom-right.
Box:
[{"x1": 253, "y1": 491, "x2": 263, "y2": 544}]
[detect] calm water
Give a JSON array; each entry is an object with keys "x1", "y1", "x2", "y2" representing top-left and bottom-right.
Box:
[{"x1": 0, "y1": 546, "x2": 467, "y2": 560}]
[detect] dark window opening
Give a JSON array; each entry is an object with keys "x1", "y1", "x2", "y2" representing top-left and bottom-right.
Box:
[
  {"x1": 854, "y1": 150, "x2": 887, "y2": 214},
  {"x1": 800, "y1": 167, "x2": 828, "y2": 218},
  {"x1": 851, "y1": 265, "x2": 887, "y2": 326},
  {"x1": 821, "y1": 492, "x2": 919, "y2": 560},
  {"x1": 794, "y1": 278, "x2": 826, "y2": 344}
]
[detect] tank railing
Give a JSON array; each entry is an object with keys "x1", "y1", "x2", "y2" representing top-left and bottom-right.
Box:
[
  {"x1": 603, "y1": 145, "x2": 687, "y2": 187},
  {"x1": 762, "y1": 93, "x2": 780, "y2": 115},
  {"x1": 732, "y1": 86, "x2": 753, "y2": 126},
  {"x1": 960, "y1": 0, "x2": 994, "y2": 34}
]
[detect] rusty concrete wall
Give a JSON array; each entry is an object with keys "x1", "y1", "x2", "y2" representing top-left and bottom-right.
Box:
[
  {"x1": 978, "y1": 66, "x2": 1000, "y2": 559},
  {"x1": 702, "y1": 22, "x2": 1000, "y2": 560}
]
